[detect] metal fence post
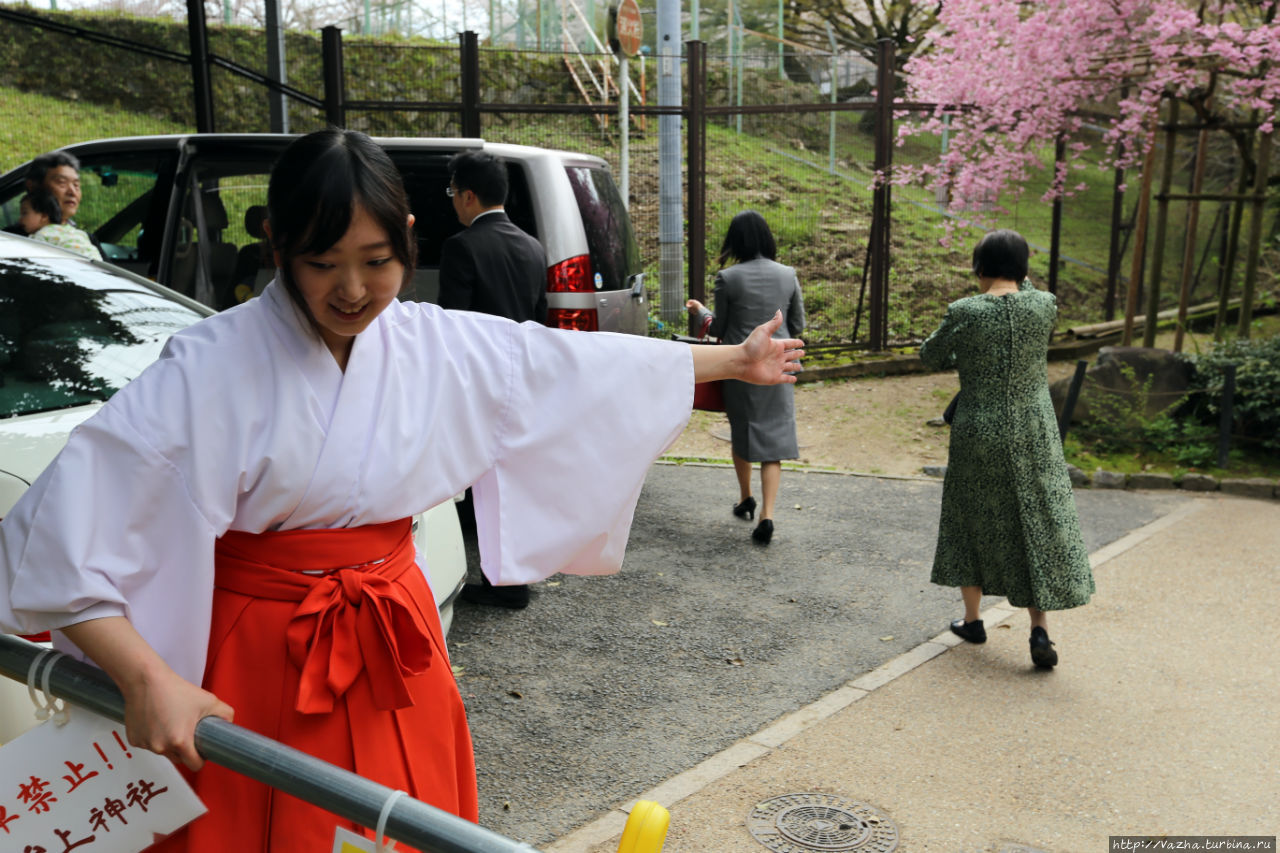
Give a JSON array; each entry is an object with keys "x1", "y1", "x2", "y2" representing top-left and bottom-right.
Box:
[
  {"x1": 322, "y1": 26, "x2": 346, "y2": 127},
  {"x1": 687, "y1": 39, "x2": 707, "y2": 328},
  {"x1": 1217, "y1": 363, "x2": 1236, "y2": 468},
  {"x1": 265, "y1": 0, "x2": 289, "y2": 133},
  {"x1": 1058, "y1": 359, "x2": 1089, "y2": 442},
  {"x1": 186, "y1": 0, "x2": 215, "y2": 133},
  {"x1": 460, "y1": 31, "x2": 481, "y2": 138}
]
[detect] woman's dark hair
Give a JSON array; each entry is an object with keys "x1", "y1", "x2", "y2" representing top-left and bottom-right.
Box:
[
  {"x1": 267, "y1": 128, "x2": 416, "y2": 318},
  {"x1": 971, "y1": 229, "x2": 1029, "y2": 282},
  {"x1": 447, "y1": 150, "x2": 508, "y2": 208},
  {"x1": 717, "y1": 209, "x2": 777, "y2": 268},
  {"x1": 22, "y1": 187, "x2": 63, "y2": 226}
]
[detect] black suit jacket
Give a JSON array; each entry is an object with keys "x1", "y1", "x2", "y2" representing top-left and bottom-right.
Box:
[{"x1": 437, "y1": 211, "x2": 548, "y2": 324}]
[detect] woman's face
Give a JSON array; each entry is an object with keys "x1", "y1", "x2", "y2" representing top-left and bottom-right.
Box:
[{"x1": 277, "y1": 204, "x2": 412, "y2": 363}]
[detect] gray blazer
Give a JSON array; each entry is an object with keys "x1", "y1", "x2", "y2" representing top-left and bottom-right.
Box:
[{"x1": 695, "y1": 257, "x2": 806, "y2": 461}]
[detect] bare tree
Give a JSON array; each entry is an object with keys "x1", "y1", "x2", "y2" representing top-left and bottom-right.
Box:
[{"x1": 784, "y1": 0, "x2": 940, "y2": 70}]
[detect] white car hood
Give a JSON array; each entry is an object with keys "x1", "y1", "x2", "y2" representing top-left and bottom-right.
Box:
[{"x1": 0, "y1": 404, "x2": 102, "y2": 517}]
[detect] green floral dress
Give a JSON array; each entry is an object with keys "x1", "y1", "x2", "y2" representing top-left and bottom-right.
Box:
[{"x1": 919, "y1": 280, "x2": 1094, "y2": 610}]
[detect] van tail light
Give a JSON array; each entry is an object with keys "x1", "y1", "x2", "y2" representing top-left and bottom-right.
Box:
[
  {"x1": 547, "y1": 308, "x2": 599, "y2": 331},
  {"x1": 547, "y1": 254, "x2": 593, "y2": 293},
  {"x1": 546, "y1": 254, "x2": 599, "y2": 331}
]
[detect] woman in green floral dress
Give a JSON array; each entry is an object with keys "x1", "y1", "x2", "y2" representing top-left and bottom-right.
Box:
[{"x1": 919, "y1": 230, "x2": 1094, "y2": 669}]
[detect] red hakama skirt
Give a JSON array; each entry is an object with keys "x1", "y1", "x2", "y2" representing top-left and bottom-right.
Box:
[{"x1": 149, "y1": 518, "x2": 477, "y2": 853}]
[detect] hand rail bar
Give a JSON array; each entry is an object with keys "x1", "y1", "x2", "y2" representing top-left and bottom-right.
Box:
[{"x1": 0, "y1": 634, "x2": 540, "y2": 853}]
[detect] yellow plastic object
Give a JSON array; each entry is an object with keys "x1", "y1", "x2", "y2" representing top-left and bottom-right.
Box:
[{"x1": 616, "y1": 800, "x2": 670, "y2": 853}]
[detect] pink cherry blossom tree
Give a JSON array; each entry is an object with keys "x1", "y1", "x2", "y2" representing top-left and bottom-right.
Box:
[{"x1": 898, "y1": 0, "x2": 1280, "y2": 214}]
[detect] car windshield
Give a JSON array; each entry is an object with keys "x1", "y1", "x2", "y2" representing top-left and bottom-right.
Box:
[{"x1": 0, "y1": 257, "x2": 205, "y2": 418}]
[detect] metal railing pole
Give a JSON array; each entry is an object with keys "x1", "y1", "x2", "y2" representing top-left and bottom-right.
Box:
[{"x1": 0, "y1": 635, "x2": 539, "y2": 853}]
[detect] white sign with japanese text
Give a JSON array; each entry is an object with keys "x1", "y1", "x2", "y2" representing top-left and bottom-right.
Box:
[{"x1": 0, "y1": 708, "x2": 205, "y2": 852}]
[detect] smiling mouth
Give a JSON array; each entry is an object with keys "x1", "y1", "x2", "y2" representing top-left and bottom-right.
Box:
[{"x1": 332, "y1": 304, "x2": 367, "y2": 318}]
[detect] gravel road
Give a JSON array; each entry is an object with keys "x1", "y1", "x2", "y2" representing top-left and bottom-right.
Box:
[{"x1": 447, "y1": 464, "x2": 1187, "y2": 846}]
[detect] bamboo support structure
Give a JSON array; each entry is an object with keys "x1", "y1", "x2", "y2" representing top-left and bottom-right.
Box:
[
  {"x1": 1237, "y1": 130, "x2": 1273, "y2": 339},
  {"x1": 1122, "y1": 116, "x2": 1160, "y2": 347},
  {"x1": 1174, "y1": 125, "x2": 1210, "y2": 352},
  {"x1": 1144, "y1": 100, "x2": 1178, "y2": 348}
]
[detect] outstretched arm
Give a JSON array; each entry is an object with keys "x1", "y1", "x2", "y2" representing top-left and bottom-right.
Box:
[
  {"x1": 688, "y1": 309, "x2": 804, "y2": 385},
  {"x1": 61, "y1": 616, "x2": 234, "y2": 771}
]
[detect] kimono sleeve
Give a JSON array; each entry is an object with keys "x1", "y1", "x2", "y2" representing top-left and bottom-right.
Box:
[
  {"x1": 470, "y1": 326, "x2": 694, "y2": 585},
  {"x1": 0, "y1": 400, "x2": 219, "y2": 684}
]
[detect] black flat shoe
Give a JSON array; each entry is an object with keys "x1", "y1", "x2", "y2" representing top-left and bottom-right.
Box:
[
  {"x1": 751, "y1": 518, "x2": 773, "y2": 544},
  {"x1": 949, "y1": 618, "x2": 986, "y2": 644},
  {"x1": 1030, "y1": 626, "x2": 1058, "y2": 668},
  {"x1": 733, "y1": 496, "x2": 757, "y2": 520}
]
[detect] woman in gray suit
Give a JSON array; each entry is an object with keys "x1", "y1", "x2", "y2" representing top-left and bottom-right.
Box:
[{"x1": 687, "y1": 210, "x2": 806, "y2": 544}]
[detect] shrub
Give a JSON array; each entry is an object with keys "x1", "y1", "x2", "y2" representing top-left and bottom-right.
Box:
[{"x1": 1187, "y1": 334, "x2": 1280, "y2": 454}]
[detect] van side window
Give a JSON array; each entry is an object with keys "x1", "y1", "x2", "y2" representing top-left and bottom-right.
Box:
[
  {"x1": 0, "y1": 153, "x2": 176, "y2": 280},
  {"x1": 393, "y1": 155, "x2": 538, "y2": 305},
  {"x1": 171, "y1": 169, "x2": 272, "y2": 310},
  {"x1": 565, "y1": 166, "x2": 639, "y2": 293}
]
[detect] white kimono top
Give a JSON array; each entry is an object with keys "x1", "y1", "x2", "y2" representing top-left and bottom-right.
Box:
[{"x1": 0, "y1": 281, "x2": 694, "y2": 684}]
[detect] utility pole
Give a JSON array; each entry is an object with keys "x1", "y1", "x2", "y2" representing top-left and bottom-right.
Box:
[{"x1": 657, "y1": 0, "x2": 683, "y2": 326}]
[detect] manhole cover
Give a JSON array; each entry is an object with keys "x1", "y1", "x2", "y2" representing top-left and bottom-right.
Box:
[{"x1": 747, "y1": 793, "x2": 899, "y2": 852}]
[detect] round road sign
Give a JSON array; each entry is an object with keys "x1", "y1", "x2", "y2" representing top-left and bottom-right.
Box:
[{"x1": 613, "y1": 0, "x2": 643, "y2": 57}]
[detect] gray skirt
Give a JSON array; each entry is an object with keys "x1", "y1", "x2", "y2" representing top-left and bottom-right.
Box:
[{"x1": 724, "y1": 379, "x2": 798, "y2": 462}]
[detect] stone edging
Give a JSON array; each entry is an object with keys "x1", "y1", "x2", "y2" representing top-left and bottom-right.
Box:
[{"x1": 920, "y1": 464, "x2": 1280, "y2": 500}]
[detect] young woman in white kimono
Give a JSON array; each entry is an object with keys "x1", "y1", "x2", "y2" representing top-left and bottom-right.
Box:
[{"x1": 0, "y1": 129, "x2": 804, "y2": 852}]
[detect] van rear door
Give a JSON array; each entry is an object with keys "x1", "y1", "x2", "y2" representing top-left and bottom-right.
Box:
[{"x1": 561, "y1": 165, "x2": 647, "y2": 336}]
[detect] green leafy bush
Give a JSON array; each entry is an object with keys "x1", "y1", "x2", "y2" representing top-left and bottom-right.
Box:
[{"x1": 1187, "y1": 334, "x2": 1280, "y2": 454}]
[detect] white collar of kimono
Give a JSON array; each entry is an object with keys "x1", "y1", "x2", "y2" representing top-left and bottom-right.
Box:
[{"x1": 259, "y1": 276, "x2": 389, "y2": 405}]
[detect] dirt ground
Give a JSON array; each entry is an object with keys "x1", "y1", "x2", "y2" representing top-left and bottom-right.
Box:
[{"x1": 664, "y1": 362, "x2": 1080, "y2": 477}]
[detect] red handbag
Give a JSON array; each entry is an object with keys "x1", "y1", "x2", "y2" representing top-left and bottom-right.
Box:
[{"x1": 689, "y1": 314, "x2": 726, "y2": 413}]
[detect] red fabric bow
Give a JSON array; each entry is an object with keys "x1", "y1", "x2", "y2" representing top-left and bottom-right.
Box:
[{"x1": 214, "y1": 518, "x2": 434, "y2": 714}]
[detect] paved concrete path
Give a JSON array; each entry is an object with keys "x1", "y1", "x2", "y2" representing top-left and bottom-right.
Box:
[{"x1": 550, "y1": 493, "x2": 1279, "y2": 853}]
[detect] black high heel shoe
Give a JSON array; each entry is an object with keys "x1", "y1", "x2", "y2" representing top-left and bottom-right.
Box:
[
  {"x1": 733, "y1": 496, "x2": 756, "y2": 520},
  {"x1": 752, "y1": 519, "x2": 774, "y2": 544}
]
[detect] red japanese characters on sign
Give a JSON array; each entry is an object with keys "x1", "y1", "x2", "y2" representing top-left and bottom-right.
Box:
[
  {"x1": 614, "y1": 0, "x2": 643, "y2": 57},
  {"x1": 0, "y1": 710, "x2": 205, "y2": 852}
]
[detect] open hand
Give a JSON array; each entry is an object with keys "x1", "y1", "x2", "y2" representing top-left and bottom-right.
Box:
[{"x1": 740, "y1": 310, "x2": 804, "y2": 385}]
